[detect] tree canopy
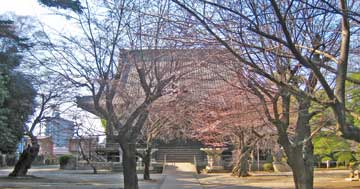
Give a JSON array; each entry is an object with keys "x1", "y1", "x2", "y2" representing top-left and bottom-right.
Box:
[
  {"x1": 313, "y1": 134, "x2": 350, "y2": 162},
  {"x1": 0, "y1": 16, "x2": 36, "y2": 153},
  {"x1": 38, "y1": 0, "x2": 82, "y2": 13}
]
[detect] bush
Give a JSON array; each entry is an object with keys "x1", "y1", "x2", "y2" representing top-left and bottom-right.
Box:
[
  {"x1": 59, "y1": 155, "x2": 73, "y2": 167},
  {"x1": 263, "y1": 163, "x2": 273, "y2": 171}
]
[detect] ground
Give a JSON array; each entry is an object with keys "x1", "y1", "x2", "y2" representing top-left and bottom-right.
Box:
[
  {"x1": 1, "y1": 165, "x2": 360, "y2": 189},
  {"x1": 198, "y1": 170, "x2": 360, "y2": 189},
  {"x1": 0, "y1": 165, "x2": 163, "y2": 189}
]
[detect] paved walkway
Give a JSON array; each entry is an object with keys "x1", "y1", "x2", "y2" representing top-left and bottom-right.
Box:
[{"x1": 160, "y1": 163, "x2": 203, "y2": 189}]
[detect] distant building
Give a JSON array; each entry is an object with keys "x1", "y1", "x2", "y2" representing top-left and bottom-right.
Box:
[
  {"x1": 37, "y1": 136, "x2": 54, "y2": 157},
  {"x1": 45, "y1": 112, "x2": 75, "y2": 154},
  {"x1": 16, "y1": 136, "x2": 53, "y2": 155},
  {"x1": 16, "y1": 137, "x2": 28, "y2": 154}
]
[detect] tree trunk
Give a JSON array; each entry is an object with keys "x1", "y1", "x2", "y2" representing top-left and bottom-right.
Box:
[
  {"x1": 275, "y1": 94, "x2": 314, "y2": 189},
  {"x1": 143, "y1": 147, "x2": 151, "y2": 180},
  {"x1": 90, "y1": 163, "x2": 97, "y2": 174},
  {"x1": 232, "y1": 145, "x2": 252, "y2": 177},
  {"x1": 9, "y1": 136, "x2": 39, "y2": 177},
  {"x1": 83, "y1": 154, "x2": 97, "y2": 174},
  {"x1": 122, "y1": 143, "x2": 139, "y2": 189},
  {"x1": 287, "y1": 147, "x2": 314, "y2": 189}
]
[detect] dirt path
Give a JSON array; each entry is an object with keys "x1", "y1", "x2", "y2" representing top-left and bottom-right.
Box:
[
  {"x1": 1, "y1": 166, "x2": 359, "y2": 189},
  {"x1": 161, "y1": 162, "x2": 203, "y2": 189},
  {"x1": 0, "y1": 166, "x2": 163, "y2": 189},
  {"x1": 198, "y1": 170, "x2": 360, "y2": 189}
]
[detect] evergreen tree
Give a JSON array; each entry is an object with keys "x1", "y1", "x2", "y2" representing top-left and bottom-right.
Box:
[
  {"x1": 0, "y1": 18, "x2": 35, "y2": 153},
  {"x1": 38, "y1": 0, "x2": 83, "y2": 13}
]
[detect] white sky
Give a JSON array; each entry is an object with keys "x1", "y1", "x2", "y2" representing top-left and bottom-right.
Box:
[
  {"x1": 0, "y1": 0, "x2": 104, "y2": 139},
  {"x1": 0, "y1": 0, "x2": 44, "y2": 16},
  {"x1": 0, "y1": 0, "x2": 75, "y2": 32}
]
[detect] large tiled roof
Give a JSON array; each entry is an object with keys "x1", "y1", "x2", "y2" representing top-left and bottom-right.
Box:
[{"x1": 76, "y1": 48, "x2": 237, "y2": 116}]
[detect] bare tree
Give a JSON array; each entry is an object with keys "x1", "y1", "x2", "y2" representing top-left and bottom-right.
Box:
[
  {"x1": 171, "y1": 0, "x2": 360, "y2": 188},
  {"x1": 189, "y1": 84, "x2": 272, "y2": 177},
  {"x1": 136, "y1": 114, "x2": 169, "y2": 180},
  {"x1": 32, "y1": 1, "x2": 192, "y2": 188},
  {"x1": 9, "y1": 76, "x2": 70, "y2": 176},
  {"x1": 72, "y1": 112, "x2": 104, "y2": 174},
  {"x1": 136, "y1": 90, "x2": 198, "y2": 180}
]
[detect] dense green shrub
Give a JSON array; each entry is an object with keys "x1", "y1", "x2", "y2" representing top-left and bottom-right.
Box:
[
  {"x1": 59, "y1": 155, "x2": 73, "y2": 166},
  {"x1": 263, "y1": 163, "x2": 273, "y2": 171}
]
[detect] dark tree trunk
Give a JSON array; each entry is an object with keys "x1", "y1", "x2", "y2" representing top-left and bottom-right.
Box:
[
  {"x1": 142, "y1": 147, "x2": 151, "y2": 180},
  {"x1": 82, "y1": 152, "x2": 97, "y2": 174},
  {"x1": 122, "y1": 143, "x2": 139, "y2": 189},
  {"x1": 117, "y1": 110, "x2": 149, "y2": 189},
  {"x1": 9, "y1": 136, "x2": 39, "y2": 177},
  {"x1": 279, "y1": 141, "x2": 314, "y2": 189},
  {"x1": 89, "y1": 163, "x2": 97, "y2": 174},
  {"x1": 292, "y1": 164, "x2": 314, "y2": 189},
  {"x1": 278, "y1": 97, "x2": 314, "y2": 189},
  {"x1": 232, "y1": 145, "x2": 252, "y2": 177},
  {"x1": 286, "y1": 146, "x2": 314, "y2": 189}
]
